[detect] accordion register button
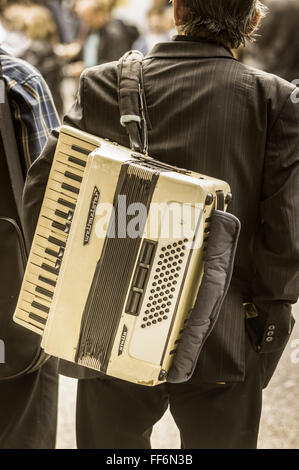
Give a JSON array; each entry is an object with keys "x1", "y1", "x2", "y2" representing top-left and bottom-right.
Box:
[
  {"x1": 127, "y1": 291, "x2": 141, "y2": 314},
  {"x1": 140, "y1": 241, "x2": 155, "y2": 265},
  {"x1": 134, "y1": 267, "x2": 147, "y2": 289}
]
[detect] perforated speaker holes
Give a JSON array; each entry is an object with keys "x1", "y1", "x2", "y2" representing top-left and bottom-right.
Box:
[{"x1": 140, "y1": 239, "x2": 188, "y2": 329}]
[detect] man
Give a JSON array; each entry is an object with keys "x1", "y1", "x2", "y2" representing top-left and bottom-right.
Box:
[
  {"x1": 0, "y1": 4, "x2": 60, "y2": 446},
  {"x1": 23, "y1": 0, "x2": 299, "y2": 449}
]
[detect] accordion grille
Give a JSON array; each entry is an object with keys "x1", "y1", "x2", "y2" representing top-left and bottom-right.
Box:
[{"x1": 75, "y1": 162, "x2": 159, "y2": 371}]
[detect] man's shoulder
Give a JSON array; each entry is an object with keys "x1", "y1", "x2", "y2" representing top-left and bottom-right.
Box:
[
  {"x1": 235, "y1": 59, "x2": 296, "y2": 102},
  {"x1": 81, "y1": 61, "x2": 119, "y2": 87},
  {"x1": 80, "y1": 54, "x2": 297, "y2": 121},
  {"x1": 0, "y1": 48, "x2": 43, "y2": 87}
]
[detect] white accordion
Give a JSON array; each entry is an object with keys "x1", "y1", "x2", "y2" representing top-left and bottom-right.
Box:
[{"x1": 14, "y1": 126, "x2": 233, "y2": 386}]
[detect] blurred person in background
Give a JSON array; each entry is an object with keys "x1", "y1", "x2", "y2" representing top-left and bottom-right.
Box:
[
  {"x1": 38, "y1": 0, "x2": 80, "y2": 45},
  {"x1": 23, "y1": 0, "x2": 299, "y2": 449},
  {"x1": 112, "y1": 0, "x2": 152, "y2": 31},
  {"x1": 0, "y1": 0, "x2": 59, "y2": 448},
  {"x1": 133, "y1": 6, "x2": 174, "y2": 56},
  {"x1": 67, "y1": 0, "x2": 139, "y2": 77},
  {"x1": 0, "y1": 1, "x2": 65, "y2": 116},
  {"x1": 0, "y1": 1, "x2": 30, "y2": 56},
  {"x1": 20, "y1": 3, "x2": 65, "y2": 116},
  {"x1": 240, "y1": 0, "x2": 299, "y2": 83}
]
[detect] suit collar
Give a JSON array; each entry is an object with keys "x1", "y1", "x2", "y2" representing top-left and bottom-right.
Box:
[{"x1": 145, "y1": 35, "x2": 236, "y2": 61}]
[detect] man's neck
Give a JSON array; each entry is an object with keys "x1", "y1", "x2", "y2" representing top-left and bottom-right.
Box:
[{"x1": 176, "y1": 30, "x2": 232, "y2": 52}]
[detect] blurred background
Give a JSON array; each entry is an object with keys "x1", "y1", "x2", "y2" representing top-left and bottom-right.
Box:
[
  {"x1": 0, "y1": 0, "x2": 176, "y2": 116},
  {"x1": 1, "y1": 0, "x2": 298, "y2": 116},
  {"x1": 1, "y1": 0, "x2": 298, "y2": 449}
]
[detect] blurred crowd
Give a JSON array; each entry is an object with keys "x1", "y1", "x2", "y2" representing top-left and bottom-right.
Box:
[
  {"x1": 0, "y1": 0, "x2": 174, "y2": 115},
  {"x1": 0, "y1": 0, "x2": 299, "y2": 117}
]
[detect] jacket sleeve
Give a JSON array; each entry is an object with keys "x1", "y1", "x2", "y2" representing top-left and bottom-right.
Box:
[
  {"x1": 22, "y1": 70, "x2": 87, "y2": 250},
  {"x1": 249, "y1": 93, "x2": 299, "y2": 353}
]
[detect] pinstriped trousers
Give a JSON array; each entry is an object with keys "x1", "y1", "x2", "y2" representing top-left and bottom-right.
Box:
[{"x1": 76, "y1": 334, "x2": 263, "y2": 449}]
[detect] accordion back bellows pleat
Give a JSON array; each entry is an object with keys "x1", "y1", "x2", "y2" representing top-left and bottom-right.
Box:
[{"x1": 13, "y1": 125, "x2": 240, "y2": 386}]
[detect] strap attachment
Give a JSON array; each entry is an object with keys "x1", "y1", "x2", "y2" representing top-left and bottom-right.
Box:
[{"x1": 117, "y1": 50, "x2": 149, "y2": 155}]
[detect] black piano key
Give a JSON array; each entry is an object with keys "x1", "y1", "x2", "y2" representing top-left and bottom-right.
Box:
[
  {"x1": 45, "y1": 247, "x2": 64, "y2": 258},
  {"x1": 35, "y1": 286, "x2": 53, "y2": 299},
  {"x1": 42, "y1": 263, "x2": 59, "y2": 275},
  {"x1": 68, "y1": 156, "x2": 86, "y2": 168},
  {"x1": 48, "y1": 236, "x2": 66, "y2": 248},
  {"x1": 55, "y1": 209, "x2": 73, "y2": 221},
  {"x1": 32, "y1": 301, "x2": 50, "y2": 314},
  {"x1": 71, "y1": 145, "x2": 90, "y2": 156},
  {"x1": 64, "y1": 171, "x2": 82, "y2": 183},
  {"x1": 38, "y1": 275, "x2": 56, "y2": 287},
  {"x1": 61, "y1": 183, "x2": 79, "y2": 195},
  {"x1": 57, "y1": 198, "x2": 76, "y2": 210},
  {"x1": 29, "y1": 313, "x2": 47, "y2": 325},
  {"x1": 52, "y1": 221, "x2": 71, "y2": 233}
]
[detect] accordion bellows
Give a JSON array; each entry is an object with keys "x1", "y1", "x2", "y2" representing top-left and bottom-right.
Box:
[{"x1": 14, "y1": 126, "x2": 237, "y2": 386}]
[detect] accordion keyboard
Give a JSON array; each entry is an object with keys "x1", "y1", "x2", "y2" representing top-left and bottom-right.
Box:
[{"x1": 15, "y1": 134, "x2": 100, "y2": 334}]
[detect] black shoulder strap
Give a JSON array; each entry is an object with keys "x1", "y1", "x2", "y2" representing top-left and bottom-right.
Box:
[
  {"x1": 117, "y1": 50, "x2": 149, "y2": 154},
  {"x1": 0, "y1": 58, "x2": 24, "y2": 224}
]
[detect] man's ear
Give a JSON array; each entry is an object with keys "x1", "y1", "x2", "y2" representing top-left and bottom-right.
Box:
[{"x1": 173, "y1": 0, "x2": 185, "y2": 27}]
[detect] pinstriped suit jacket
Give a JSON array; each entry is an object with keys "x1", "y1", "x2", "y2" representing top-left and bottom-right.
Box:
[{"x1": 23, "y1": 36, "x2": 299, "y2": 383}]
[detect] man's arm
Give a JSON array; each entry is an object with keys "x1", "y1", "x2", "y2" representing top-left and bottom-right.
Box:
[
  {"x1": 9, "y1": 73, "x2": 60, "y2": 172},
  {"x1": 248, "y1": 93, "x2": 299, "y2": 353}
]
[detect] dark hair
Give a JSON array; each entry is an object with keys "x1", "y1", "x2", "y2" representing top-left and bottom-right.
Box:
[{"x1": 181, "y1": 0, "x2": 267, "y2": 49}]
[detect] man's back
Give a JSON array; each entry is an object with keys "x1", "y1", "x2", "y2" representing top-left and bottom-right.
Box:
[
  {"x1": 22, "y1": 0, "x2": 299, "y2": 450},
  {"x1": 24, "y1": 36, "x2": 299, "y2": 384}
]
